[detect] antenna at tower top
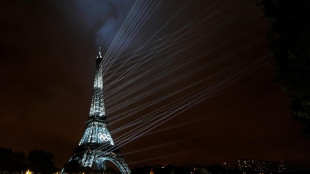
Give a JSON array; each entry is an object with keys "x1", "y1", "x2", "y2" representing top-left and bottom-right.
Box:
[{"x1": 97, "y1": 46, "x2": 102, "y2": 59}]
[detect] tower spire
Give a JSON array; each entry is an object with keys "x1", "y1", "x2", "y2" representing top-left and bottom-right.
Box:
[
  {"x1": 97, "y1": 46, "x2": 103, "y2": 59},
  {"x1": 96, "y1": 47, "x2": 103, "y2": 67},
  {"x1": 90, "y1": 47, "x2": 105, "y2": 118}
]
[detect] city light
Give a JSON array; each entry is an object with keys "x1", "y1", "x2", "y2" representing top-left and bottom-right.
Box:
[{"x1": 25, "y1": 170, "x2": 33, "y2": 174}]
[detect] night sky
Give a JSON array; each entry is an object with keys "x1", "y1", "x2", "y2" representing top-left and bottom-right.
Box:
[{"x1": 1, "y1": 0, "x2": 310, "y2": 170}]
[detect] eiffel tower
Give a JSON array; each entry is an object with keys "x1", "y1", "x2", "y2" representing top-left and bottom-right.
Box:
[{"x1": 62, "y1": 47, "x2": 131, "y2": 174}]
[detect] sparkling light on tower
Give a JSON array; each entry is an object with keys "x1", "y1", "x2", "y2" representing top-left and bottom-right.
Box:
[{"x1": 62, "y1": 47, "x2": 130, "y2": 174}]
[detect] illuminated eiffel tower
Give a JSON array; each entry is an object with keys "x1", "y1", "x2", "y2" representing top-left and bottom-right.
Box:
[{"x1": 62, "y1": 47, "x2": 131, "y2": 174}]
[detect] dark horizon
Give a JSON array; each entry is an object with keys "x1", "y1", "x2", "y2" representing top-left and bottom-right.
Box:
[
  {"x1": 0, "y1": 146, "x2": 305, "y2": 173},
  {"x1": 1, "y1": 0, "x2": 310, "y2": 171}
]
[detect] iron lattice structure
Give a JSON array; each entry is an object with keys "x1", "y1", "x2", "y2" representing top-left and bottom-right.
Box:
[{"x1": 62, "y1": 48, "x2": 131, "y2": 174}]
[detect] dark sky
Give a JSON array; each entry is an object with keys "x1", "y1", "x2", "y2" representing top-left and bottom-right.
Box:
[{"x1": 1, "y1": 0, "x2": 310, "y2": 170}]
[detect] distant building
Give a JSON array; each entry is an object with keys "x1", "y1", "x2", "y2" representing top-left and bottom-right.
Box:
[{"x1": 237, "y1": 159, "x2": 288, "y2": 173}]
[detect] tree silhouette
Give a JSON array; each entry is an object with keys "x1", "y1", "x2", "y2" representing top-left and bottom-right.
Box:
[
  {"x1": 259, "y1": 0, "x2": 310, "y2": 123},
  {"x1": 29, "y1": 149, "x2": 57, "y2": 174},
  {"x1": 0, "y1": 148, "x2": 26, "y2": 172},
  {"x1": 0, "y1": 148, "x2": 57, "y2": 173}
]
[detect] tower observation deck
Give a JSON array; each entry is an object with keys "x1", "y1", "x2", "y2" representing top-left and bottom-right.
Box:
[{"x1": 62, "y1": 47, "x2": 131, "y2": 174}]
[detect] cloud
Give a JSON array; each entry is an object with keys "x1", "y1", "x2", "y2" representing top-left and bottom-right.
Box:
[
  {"x1": 96, "y1": 18, "x2": 117, "y2": 47},
  {"x1": 74, "y1": 0, "x2": 133, "y2": 47}
]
